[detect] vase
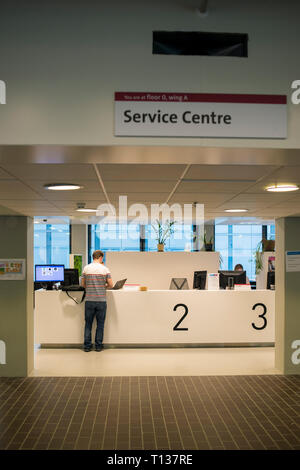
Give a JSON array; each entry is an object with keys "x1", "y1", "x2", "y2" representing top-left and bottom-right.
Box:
[
  {"x1": 157, "y1": 243, "x2": 164, "y2": 252},
  {"x1": 263, "y1": 239, "x2": 275, "y2": 252},
  {"x1": 205, "y1": 243, "x2": 213, "y2": 252}
]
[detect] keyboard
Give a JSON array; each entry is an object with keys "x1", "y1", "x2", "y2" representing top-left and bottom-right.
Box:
[{"x1": 61, "y1": 285, "x2": 85, "y2": 291}]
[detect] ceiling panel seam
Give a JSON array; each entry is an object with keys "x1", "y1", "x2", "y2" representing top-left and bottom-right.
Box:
[{"x1": 0, "y1": 164, "x2": 68, "y2": 216}]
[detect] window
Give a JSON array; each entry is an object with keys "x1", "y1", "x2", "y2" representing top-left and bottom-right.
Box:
[
  {"x1": 267, "y1": 224, "x2": 275, "y2": 239},
  {"x1": 145, "y1": 224, "x2": 193, "y2": 251},
  {"x1": 90, "y1": 224, "x2": 140, "y2": 258},
  {"x1": 34, "y1": 224, "x2": 70, "y2": 268},
  {"x1": 215, "y1": 223, "x2": 275, "y2": 281},
  {"x1": 89, "y1": 223, "x2": 193, "y2": 258}
]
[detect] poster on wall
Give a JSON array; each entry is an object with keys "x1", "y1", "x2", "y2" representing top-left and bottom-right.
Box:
[
  {"x1": 286, "y1": 251, "x2": 300, "y2": 272},
  {"x1": 115, "y1": 92, "x2": 287, "y2": 138},
  {"x1": 0, "y1": 259, "x2": 26, "y2": 280}
]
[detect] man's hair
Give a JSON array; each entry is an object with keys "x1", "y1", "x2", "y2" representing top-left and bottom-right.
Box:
[{"x1": 92, "y1": 250, "x2": 104, "y2": 260}]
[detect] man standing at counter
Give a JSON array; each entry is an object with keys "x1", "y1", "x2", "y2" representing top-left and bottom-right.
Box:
[{"x1": 81, "y1": 250, "x2": 113, "y2": 352}]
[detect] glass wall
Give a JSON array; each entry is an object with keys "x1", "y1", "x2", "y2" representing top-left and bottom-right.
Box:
[
  {"x1": 34, "y1": 224, "x2": 70, "y2": 268},
  {"x1": 90, "y1": 224, "x2": 140, "y2": 256},
  {"x1": 145, "y1": 224, "x2": 193, "y2": 252},
  {"x1": 215, "y1": 223, "x2": 275, "y2": 281},
  {"x1": 267, "y1": 224, "x2": 276, "y2": 239},
  {"x1": 33, "y1": 221, "x2": 275, "y2": 282},
  {"x1": 89, "y1": 223, "x2": 193, "y2": 258}
]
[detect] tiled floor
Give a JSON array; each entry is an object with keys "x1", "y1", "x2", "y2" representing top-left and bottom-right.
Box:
[{"x1": 0, "y1": 375, "x2": 299, "y2": 450}]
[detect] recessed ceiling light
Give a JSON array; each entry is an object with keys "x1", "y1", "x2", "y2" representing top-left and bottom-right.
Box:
[
  {"x1": 266, "y1": 184, "x2": 299, "y2": 192},
  {"x1": 44, "y1": 184, "x2": 82, "y2": 191},
  {"x1": 76, "y1": 208, "x2": 97, "y2": 213},
  {"x1": 224, "y1": 209, "x2": 248, "y2": 213}
]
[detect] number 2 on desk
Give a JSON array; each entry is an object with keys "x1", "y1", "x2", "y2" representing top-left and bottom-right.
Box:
[{"x1": 173, "y1": 304, "x2": 189, "y2": 331}]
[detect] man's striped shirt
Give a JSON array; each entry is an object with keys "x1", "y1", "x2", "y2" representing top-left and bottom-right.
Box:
[{"x1": 82, "y1": 262, "x2": 111, "y2": 302}]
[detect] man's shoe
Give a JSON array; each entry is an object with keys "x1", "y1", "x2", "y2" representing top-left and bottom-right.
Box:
[
  {"x1": 84, "y1": 348, "x2": 91, "y2": 352},
  {"x1": 95, "y1": 347, "x2": 103, "y2": 352}
]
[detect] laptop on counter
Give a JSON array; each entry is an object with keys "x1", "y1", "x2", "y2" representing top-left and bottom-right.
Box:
[{"x1": 112, "y1": 279, "x2": 127, "y2": 290}]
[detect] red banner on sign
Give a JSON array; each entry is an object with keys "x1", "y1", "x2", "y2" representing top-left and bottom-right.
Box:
[{"x1": 115, "y1": 92, "x2": 286, "y2": 104}]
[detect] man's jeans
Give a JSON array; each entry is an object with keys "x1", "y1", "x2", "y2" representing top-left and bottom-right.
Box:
[{"x1": 84, "y1": 301, "x2": 107, "y2": 349}]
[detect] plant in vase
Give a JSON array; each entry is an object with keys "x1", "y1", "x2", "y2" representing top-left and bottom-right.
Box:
[
  {"x1": 254, "y1": 238, "x2": 275, "y2": 275},
  {"x1": 262, "y1": 237, "x2": 275, "y2": 252},
  {"x1": 151, "y1": 220, "x2": 176, "y2": 251},
  {"x1": 202, "y1": 231, "x2": 214, "y2": 251}
]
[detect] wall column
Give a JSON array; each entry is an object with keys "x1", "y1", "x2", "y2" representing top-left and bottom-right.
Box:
[
  {"x1": 0, "y1": 216, "x2": 34, "y2": 377},
  {"x1": 275, "y1": 217, "x2": 300, "y2": 374},
  {"x1": 71, "y1": 224, "x2": 88, "y2": 268},
  {"x1": 204, "y1": 220, "x2": 215, "y2": 251},
  {"x1": 140, "y1": 225, "x2": 146, "y2": 251}
]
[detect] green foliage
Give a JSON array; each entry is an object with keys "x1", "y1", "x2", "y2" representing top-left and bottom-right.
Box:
[
  {"x1": 254, "y1": 240, "x2": 263, "y2": 275},
  {"x1": 219, "y1": 253, "x2": 224, "y2": 268},
  {"x1": 74, "y1": 255, "x2": 83, "y2": 277},
  {"x1": 255, "y1": 250, "x2": 263, "y2": 275},
  {"x1": 202, "y1": 231, "x2": 213, "y2": 245},
  {"x1": 151, "y1": 220, "x2": 176, "y2": 245}
]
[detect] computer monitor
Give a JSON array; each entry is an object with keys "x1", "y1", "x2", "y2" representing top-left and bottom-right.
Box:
[
  {"x1": 193, "y1": 271, "x2": 207, "y2": 290},
  {"x1": 62, "y1": 268, "x2": 79, "y2": 287},
  {"x1": 267, "y1": 271, "x2": 275, "y2": 289},
  {"x1": 218, "y1": 270, "x2": 246, "y2": 289},
  {"x1": 35, "y1": 265, "x2": 64, "y2": 290},
  {"x1": 34, "y1": 281, "x2": 43, "y2": 291}
]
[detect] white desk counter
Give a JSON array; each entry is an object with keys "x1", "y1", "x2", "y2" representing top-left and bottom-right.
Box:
[{"x1": 35, "y1": 289, "x2": 275, "y2": 346}]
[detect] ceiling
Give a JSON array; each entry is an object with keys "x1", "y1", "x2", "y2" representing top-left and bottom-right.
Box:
[{"x1": 1, "y1": 147, "x2": 300, "y2": 222}]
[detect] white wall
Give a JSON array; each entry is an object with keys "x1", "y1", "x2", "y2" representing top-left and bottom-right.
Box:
[
  {"x1": 106, "y1": 251, "x2": 219, "y2": 290},
  {"x1": 0, "y1": 0, "x2": 299, "y2": 148}
]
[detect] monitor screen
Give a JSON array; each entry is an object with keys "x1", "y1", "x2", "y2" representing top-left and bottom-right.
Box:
[
  {"x1": 193, "y1": 271, "x2": 207, "y2": 289},
  {"x1": 62, "y1": 268, "x2": 79, "y2": 287},
  {"x1": 267, "y1": 271, "x2": 275, "y2": 289},
  {"x1": 218, "y1": 270, "x2": 246, "y2": 289},
  {"x1": 35, "y1": 265, "x2": 65, "y2": 283}
]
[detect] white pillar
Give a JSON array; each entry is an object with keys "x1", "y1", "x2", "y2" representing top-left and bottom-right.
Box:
[
  {"x1": 71, "y1": 224, "x2": 88, "y2": 268},
  {"x1": 0, "y1": 216, "x2": 34, "y2": 377},
  {"x1": 275, "y1": 217, "x2": 300, "y2": 374}
]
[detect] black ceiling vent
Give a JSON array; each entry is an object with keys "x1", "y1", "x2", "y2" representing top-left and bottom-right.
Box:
[{"x1": 153, "y1": 31, "x2": 248, "y2": 57}]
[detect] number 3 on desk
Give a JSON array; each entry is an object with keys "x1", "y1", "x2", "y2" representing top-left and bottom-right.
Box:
[
  {"x1": 173, "y1": 304, "x2": 189, "y2": 331},
  {"x1": 252, "y1": 303, "x2": 267, "y2": 330}
]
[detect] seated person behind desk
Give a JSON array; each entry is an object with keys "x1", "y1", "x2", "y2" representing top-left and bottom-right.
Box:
[
  {"x1": 81, "y1": 250, "x2": 114, "y2": 352},
  {"x1": 234, "y1": 263, "x2": 250, "y2": 284}
]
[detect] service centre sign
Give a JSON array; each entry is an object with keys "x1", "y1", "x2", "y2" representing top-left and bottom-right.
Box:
[{"x1": 114, "y1": 92, "x2": 287, "y2": 138}]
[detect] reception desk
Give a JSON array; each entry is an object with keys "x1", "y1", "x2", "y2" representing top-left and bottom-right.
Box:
[{"x1": 35, "y1": 289, "x2": 275, "y2": 346}]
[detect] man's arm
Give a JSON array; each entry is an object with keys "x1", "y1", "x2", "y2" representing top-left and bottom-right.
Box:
[
  {"x1": 81, "y1": 273, "x2": 86, "y2": 288},
  {"x1": 106, "y1": 274, "x2": 114, "y2": 289}
]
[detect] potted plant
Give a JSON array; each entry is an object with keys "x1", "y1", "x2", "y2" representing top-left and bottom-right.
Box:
[
  {"x1": 262, "y1": 238, "x2": 275, "y2": 252},
  {"x1": 151, "y1": 220, "x2": 176, "y2": 252},
  {"x1": 202, "y1": 231, "x2": 214, "y2": 251},
  {"x1": 254, "y1": 238, "x2": 275, "y2": 275},
  {"x1": 255, "y1": 249, "x2": 263, "y2": 275},
  {"x1": 219, "y1": 253, "x2": 224, "y2": 268}
]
